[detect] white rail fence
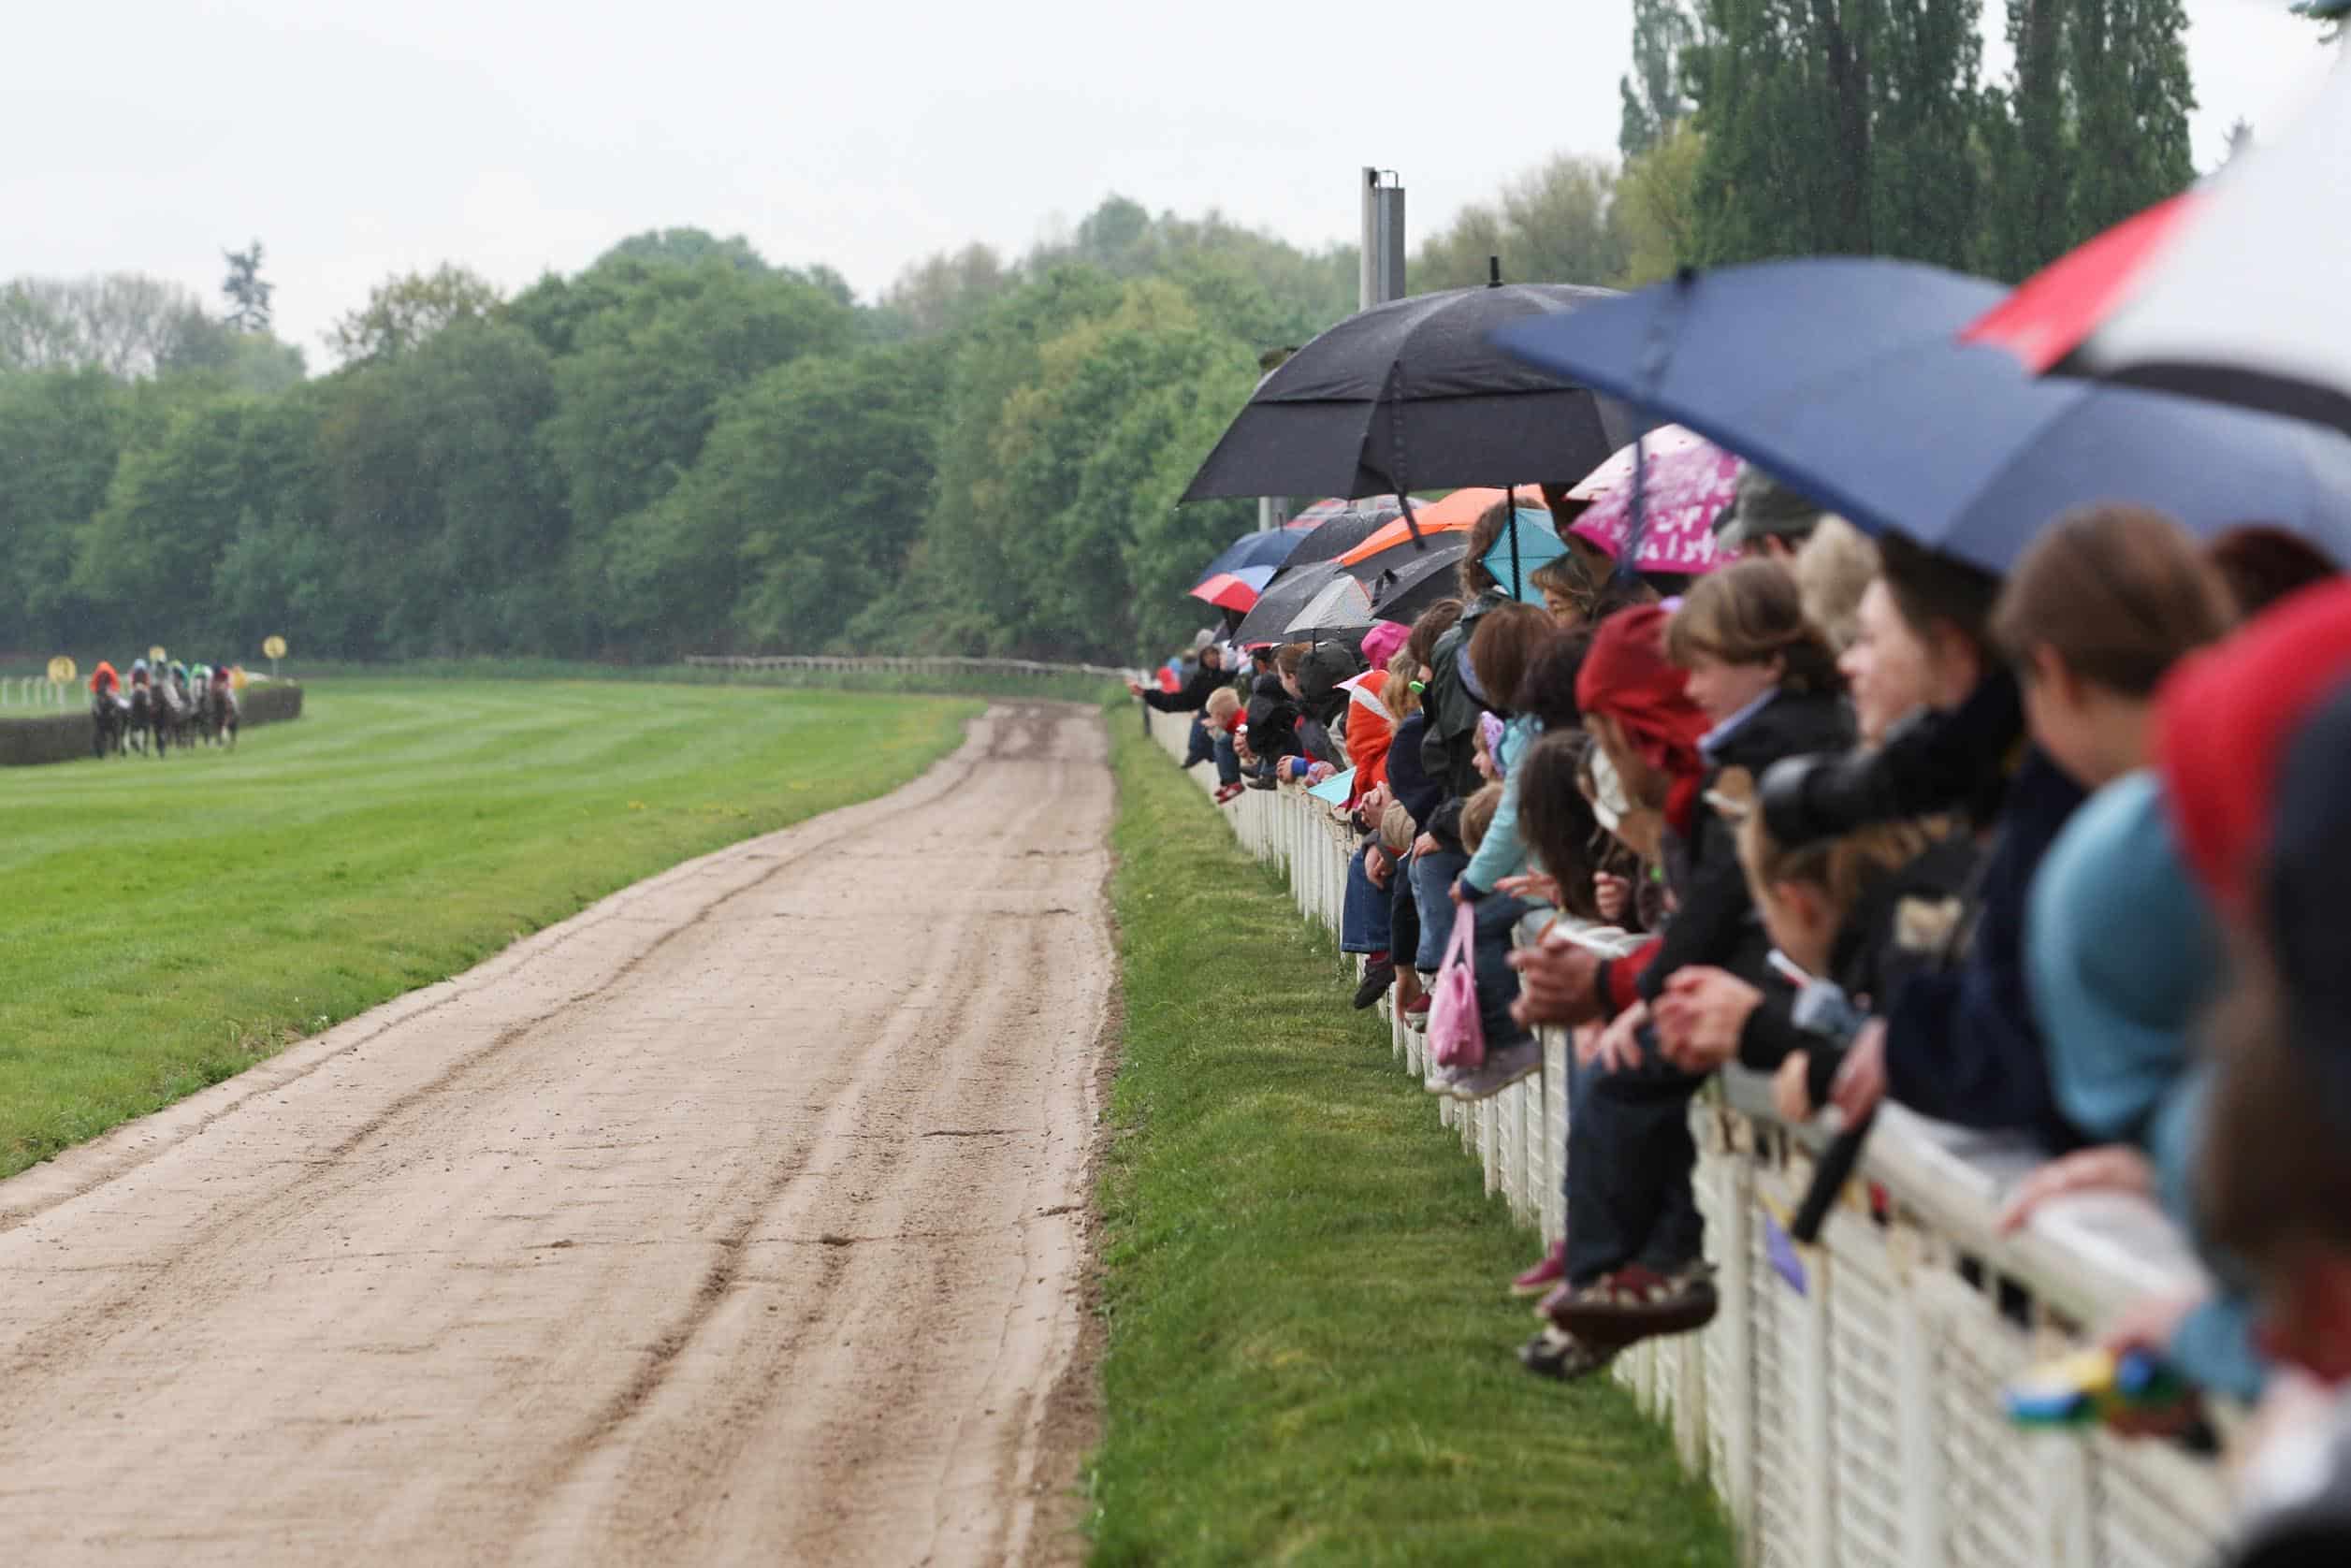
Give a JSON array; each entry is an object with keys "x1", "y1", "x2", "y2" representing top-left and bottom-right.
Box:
[
  {"x1": 0, "y1": 677, "x2": 72, "y2": 708},
  {"x1": 1142, "y1": 704, "x2": 2234, "y2": 1568}
]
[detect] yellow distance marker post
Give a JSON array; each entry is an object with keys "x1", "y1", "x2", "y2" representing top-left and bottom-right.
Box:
[
  {"x1": 262, "y1": 635, "x2": 286, "y2": 678},
  {"x1": 149, "y1": 645, "x2": 167, "y2": 667}
]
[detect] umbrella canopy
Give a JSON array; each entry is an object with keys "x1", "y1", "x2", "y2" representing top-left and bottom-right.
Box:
[
  {"x1": 1282, "y1": 503, "x2": 1412, "y2": 570},
  {"x1": 1962, "y1": 193, "x2": 2200, "y2": 373},
  {"x1": 1363, "y1": 538, "x2": 1473, "y2": 626},
  {"x1": 1565, "y1": 424, "x2": 1716, "y2": 501},
  {"x1": 1190, "y1": 566, "x2": 1275, "y2": 613},
  {"x1": 1491, "y1": 256, "x2": 2351, "y2": 573},
  {"x1": 1335, "y1": 486, "x2": 1546, "y2": 567},
  {"x1": 1284, "y1": 495, "x2": 1404, "y2": 531},
  {"x1": 1232, "y1": 559, "x2": 1349, "y2": 645},
  {"x1": 1197, "y1": 528, "x2": 1303, "y2": 581},
  {"x1": 1285, "y1": 575, "x2": 1376, "y2": 635},
  {"x1": 1182, "y1": 283, "x2": 1641, "y2": 502},
  {"x1": 1481, "y1": 509, "x2": 1566, "y2": 602},
  {"x1": 1572, "y1": 438, "x2": 1740, "y2": 574},
  {"x1": 2054, "y1": 64, "x2": 2351, "y2": 433}
]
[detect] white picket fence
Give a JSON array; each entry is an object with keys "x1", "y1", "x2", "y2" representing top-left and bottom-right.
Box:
[
  {"x1": 1142, "y1": 704, "x2": 2237, "y2": 1568},
  {"x1": 0, "y1": 677, "x2": 72, "y2": 708}
]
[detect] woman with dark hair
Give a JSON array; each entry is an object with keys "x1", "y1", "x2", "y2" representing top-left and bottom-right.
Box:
[{"x1": 2207, "y1": 525, "x2": 2339, "y2": 621}]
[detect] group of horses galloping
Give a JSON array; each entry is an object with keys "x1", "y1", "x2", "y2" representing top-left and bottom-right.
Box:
[{"x1": 93, "y1": 672, "x2": 239, "y2": 760}]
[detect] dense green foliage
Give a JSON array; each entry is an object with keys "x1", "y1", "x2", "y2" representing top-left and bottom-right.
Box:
[
  {"x1": 5, "y1": 3, "x2": 2200, "y2": 667},
  {"x1": 0, "y1": 679, "x2": 973, "y2": 1181},
  {"x1": 1095, "y1": 715, "x2": 1734, "y2": 1566}
]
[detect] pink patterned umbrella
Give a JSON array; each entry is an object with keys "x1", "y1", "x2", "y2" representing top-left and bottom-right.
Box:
[{"x1": 1570, "y1": 436, "x2": 1740, "y2": 574}]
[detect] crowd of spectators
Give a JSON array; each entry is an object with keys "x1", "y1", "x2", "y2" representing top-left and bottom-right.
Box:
[{"x1": 1136, "y1": 477, "x2": 2351, "y2": 1563}]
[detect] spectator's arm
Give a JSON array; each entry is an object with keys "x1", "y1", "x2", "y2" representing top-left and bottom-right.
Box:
[{"x1": 1635, "y1": 816, "x2": 1755, "y2": 1004}]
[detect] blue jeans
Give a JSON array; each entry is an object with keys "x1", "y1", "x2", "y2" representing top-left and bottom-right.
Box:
[
  {"x1": 1411, "y1": 848, "x2": 1528, "y2": 1044},
  {"x1": 1563, "y1": 1032, "x2": 1705, "y2": 1288},
  {"x1": 1213, "y1": 733, "x2": 1241, "y2": 788},
  {"x1": 1183, "y1": 714, "x2": 1214, "y2": 767},
  {"x1": 1341, "y1": 843, "x2": 1393, "y2": 955}
]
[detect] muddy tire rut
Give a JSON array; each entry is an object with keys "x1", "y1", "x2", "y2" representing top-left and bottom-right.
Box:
[{"x1": 0, "y1": 703, "x2": 1117, "y2": 1566}]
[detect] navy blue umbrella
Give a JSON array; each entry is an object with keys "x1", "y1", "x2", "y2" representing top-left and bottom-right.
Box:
[
  {"x1": 1197, "y1": 527, "x2": 1303, "y2": 580},
  {"x1": 1491, "y1": 257, "x2": 2351, "y2": 573}
]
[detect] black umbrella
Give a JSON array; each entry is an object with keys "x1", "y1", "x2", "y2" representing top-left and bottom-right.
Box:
[
  {"x1": 1362, "y1": 540, "x2": 1472, "y2": 626},
  {"x1": 1233, "y1": 559, "x2": 1350, "y2": 645},
  {"x1": 1282, "y1": 505, "x2": 1405, "y2": 570},
  {"x1": 1182, "y1": 280, "x2": 1642, "y2": 505}
]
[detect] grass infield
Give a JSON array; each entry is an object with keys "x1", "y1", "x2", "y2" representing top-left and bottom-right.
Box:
[
  {"x1": 0, "y1": 679, "x2": 975, "y2": 1181},
  {"x1": 1090, "y1": 719, "x2": 1735, "y2": 1567}
]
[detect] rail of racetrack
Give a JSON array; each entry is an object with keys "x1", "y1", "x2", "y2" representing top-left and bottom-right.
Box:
[{"x1": 1140, "y1": 703, "x2": 2235, "y2": 1568}]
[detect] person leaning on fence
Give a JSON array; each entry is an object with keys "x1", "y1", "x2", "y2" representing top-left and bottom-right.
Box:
[
  {"x1": 2194, "y1": 666, "x2": 2351, "y2": 1566},
  {"x1": 1238, "y1": 643, "x2": 1306, "y2": 788},
  {"x1": 1382, "y1": 602, "x2": 1463, "y2": 1028},
  {"x1": 1129, "y1": 642, "x2": 1228, "y2": 770},
  {"x1": 1803, "y1": 535, "x2": 2091, "y2": 1148},
  {"x1": 1418, "y1": 501, "x2": 1519, "y2": 801},
  {"x1": 1207, "y1": 688, "x2": 1247, "y2": 805}
]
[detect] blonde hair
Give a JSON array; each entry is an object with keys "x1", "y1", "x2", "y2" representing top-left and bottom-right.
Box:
[
  {"x1": 1461, "y1": 782, "x2": 1505, "y2": 856},
  {"x1": 1380, "y1": 800, "x2": 1416, "y2": 854},
  {"x1": 1666, "y1": 559, "x2": 1839, "y2": 693},
  {"x1": 1737, "y1": 809, "x2": 1934, "y2": 922},
  {"x1": 1792, "y1": 516, "x2": 1879, "y2": 653},
  {"x1": 1386, "y1": 648, "x2": 1422, "y2": 718},
  {"x1": 1207, "y1": 687, "x2": 1241, "y2": 724}
]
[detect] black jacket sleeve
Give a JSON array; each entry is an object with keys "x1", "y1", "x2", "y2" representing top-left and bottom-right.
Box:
[
  {"x1": 1635, "y1": 810, "x2": 1757, "y2": 1005},
  {"x1": 1880, "y1": 752, "x2": 2084, "y2": 1148}
]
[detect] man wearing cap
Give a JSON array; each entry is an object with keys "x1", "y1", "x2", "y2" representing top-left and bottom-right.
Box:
[{"x1": 1713, "y1": 464, "x2": 1825, "y2": 559}]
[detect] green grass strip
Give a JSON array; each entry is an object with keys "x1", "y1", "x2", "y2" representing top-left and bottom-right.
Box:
[
  {"x1": 0, "y1": 679, "x2": 976, "y2": 1180},
  {"x1": 1091, "y1": 719, "x2": 1735, "y2": 1567}
]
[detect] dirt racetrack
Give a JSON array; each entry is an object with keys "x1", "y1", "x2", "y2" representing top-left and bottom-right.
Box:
[{"x1": 0, "y1": 704, "x2": 1117, "y2": 1566}]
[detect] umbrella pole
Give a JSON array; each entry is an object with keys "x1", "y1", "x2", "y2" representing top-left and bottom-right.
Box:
[
  {"x1": 1386, "y1": 362, "x2": 1425, "y2": 551},
  {"x1": 1509, "y1": 497, "x2": 1522, "y2": 600}
]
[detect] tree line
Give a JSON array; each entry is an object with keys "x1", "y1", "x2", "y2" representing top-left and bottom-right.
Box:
[{"x1": 1, "y1": 0, "x2": 2216, "y2": 667}]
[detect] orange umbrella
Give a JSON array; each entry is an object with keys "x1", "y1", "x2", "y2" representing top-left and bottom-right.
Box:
[{"x1": 1334, "y1": 486, "x2": 1546, "y2": 567}]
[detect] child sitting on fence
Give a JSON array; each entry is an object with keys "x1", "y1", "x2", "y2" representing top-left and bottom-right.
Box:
[{"x1": 1207, "y1": 687, "x2": 1246, "y2": 805}]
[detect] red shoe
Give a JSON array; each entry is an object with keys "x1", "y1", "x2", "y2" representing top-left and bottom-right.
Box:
[
  {"x1": 1214, "y1": 782, "x2": 1244, "y2": 805},
  {"x1": 1511, "y1": 1240, "x2": 1566, "y2": 1298}
]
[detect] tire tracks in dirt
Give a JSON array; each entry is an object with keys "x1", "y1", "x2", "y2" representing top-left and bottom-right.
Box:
[{"x1": 0, "y1": 703, "x2": 1117, "y2": 1567}]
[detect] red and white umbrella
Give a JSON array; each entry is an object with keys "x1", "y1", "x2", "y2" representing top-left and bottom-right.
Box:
[
  {"x1": 1963, "y1": 193, "x2": 2200, "y2": 373},
  {"x1": 2040, "y1": 59, "x2": 2351, "y2": 434},
  {"x1": 1190, "y1": 566, "x2": 1275, "y2": 613}
]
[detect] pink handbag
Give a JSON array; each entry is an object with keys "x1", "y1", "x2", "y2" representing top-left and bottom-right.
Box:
[{"x1": 1426, "y1": 901, "x2": 1486, "y2": 1070}]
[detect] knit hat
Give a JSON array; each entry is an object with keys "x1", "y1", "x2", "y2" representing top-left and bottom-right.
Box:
[
  {"x1": 1575, "y1": 604, "x2": 1713, "y2": 830},
  {"x1": 1714, "y1": 463, "x2": 1825, "y2": 551},
  {"x1": 2158, "y1": 579, "x2": 2351, "y2": 914},
  {"x1": 1358, "y1": 619, "x2": 1411, "y2": 672},
  {"x1": 1297, "y1": 644, "x2": 1360, "y2": 704}
]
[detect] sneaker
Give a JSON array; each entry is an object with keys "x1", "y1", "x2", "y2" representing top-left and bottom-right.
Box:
[
  {"x1": 1511, "y1": 1240, "x2": 1567, "y2": 1299},
  {"x1": 1519, "y1": 1326, "x2": 1618, "y2": 1382},
  {"x1": 1545, "y1": 1259, "x2": 1719, "y2": 1345},
  {"x1": 1446, "y1": 1040, "x2": 1542, "y2": 1101},
  {"x1": 1351, "y1": 957, "x2": 1395, "y2": 1009},
  {"x1": 1213, "y1": 782, "x2": 1244, "y2": 805},
  {"x1": 1423, "y1": 1064, "x2": 1466, "y2": 1095},
  {"x1": 1245, "y1": 777, "x2": 1274, "y2": 791}
]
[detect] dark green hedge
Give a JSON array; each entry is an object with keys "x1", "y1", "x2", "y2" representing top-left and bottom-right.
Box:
[{"x1": 0, "y1": 683, "x2": 303, "y2": 767}]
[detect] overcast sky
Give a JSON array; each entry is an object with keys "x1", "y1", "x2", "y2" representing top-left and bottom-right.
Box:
[{"x1": 7, "y1": 0, "x2": 2337, "y2": 358}]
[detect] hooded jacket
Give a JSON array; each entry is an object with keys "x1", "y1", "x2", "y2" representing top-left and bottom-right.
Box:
[
  {"x1": 1418, "y1": 588, "x2": 1509, "y2": 800},
  {"x1": 1242, "y1": 670, "x2": 1300, "y2": 764},
  {"x1": 1140, "y1": 656, "x2": 1229, "y2": 714}
]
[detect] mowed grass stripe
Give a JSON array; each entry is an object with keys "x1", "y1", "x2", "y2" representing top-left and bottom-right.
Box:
[
  {"x1": 0, "y1": 681, "x2": 977, "y2": 1179},
  {"x1": 1091, "y1": 719, "x2": 1734, "y2": 1567}
]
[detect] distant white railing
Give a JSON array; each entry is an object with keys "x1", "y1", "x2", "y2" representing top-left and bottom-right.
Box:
[
  {"x1": 685, "y1": 654, "x2": 1132, "y2": 680},
  {"x1": 1141, "y1": 704, "x2": 2235, "y2": 1568},
  {"x1": 0, "y1": 677, "x2": 72, "y2": 709}
]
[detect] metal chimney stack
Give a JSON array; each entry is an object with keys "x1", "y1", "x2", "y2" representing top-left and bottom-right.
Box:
[{"x1": 1360, "y1": 168, "x2": 1406, "y2": 310}]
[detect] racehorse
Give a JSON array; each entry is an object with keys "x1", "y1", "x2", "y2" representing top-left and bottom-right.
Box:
[
  {"x1": 206, "y1": 680, "x2": 239, "y2": 748},
  {"x1": 91, "y1": 691, "x2": 128, "y2": 759},
  {"x1": 126, "y1": 683, "x2": 161, "y2": 756}
]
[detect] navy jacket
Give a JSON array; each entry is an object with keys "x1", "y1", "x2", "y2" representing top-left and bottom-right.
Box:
[
  {"x1": 1882, "y1": 748, "x2": 2087, "y2": 1150},
  {"x1": 1386, "y1": 712, "x2": 1443, "y2": 828}
]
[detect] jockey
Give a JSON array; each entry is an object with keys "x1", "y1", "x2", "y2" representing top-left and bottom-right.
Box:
[
  {"x1": 130, "y1": 658, "x2": 150, "y2": 689},
  {"x1": 90, "y1": 661, "x2": 120, "y2": 700}
]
